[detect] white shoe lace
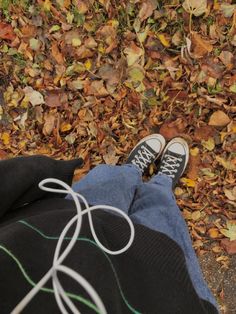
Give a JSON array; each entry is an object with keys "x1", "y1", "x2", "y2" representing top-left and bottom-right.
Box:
[
  {"x1": 159, "y1": 154, "x2": 183, "y2": 178},
  {"x1": 131, "y1": 145, "x2": 155, "y2": 172}
]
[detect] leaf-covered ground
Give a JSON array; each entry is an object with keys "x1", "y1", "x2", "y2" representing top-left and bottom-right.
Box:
[{"x1": 0, "y1": 0, "x2": 235, "y2": 312}]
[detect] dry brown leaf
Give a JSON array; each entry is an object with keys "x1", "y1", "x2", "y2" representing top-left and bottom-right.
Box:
[
  {"x1": 191, "y1": 32, "x2": 213, "y2": 58},
  {"x1": 124, "y1": 42, "x2": 144, "y2": 67},
  {"x1": 45, "y1": 90, "x2": 68, "y2": 108},
  {"x1": 51, "y1": 42, "x2": 64, "y2": 64},
  {"x1": 194, "y1": 125, "x2": 216, "y2": 142},
  {"x1": 138, "y1": 0, "x2": 158, "y2": 22},
  {"x1": 0, "y1": 22, "x2": 16, "y2": 41},
  {"x1": 159, "y1": 118, "x2": 187, "y2": 140},
  {"x1": 182, "y1": 0, "x2": 207, "y2": 17},
  {"x1": 208, "y1": 110, "x2": 231, "y2": 127},
  {"x1": 43, "y1": 113, "x2": 55, "y2": 136},
  {"x1": 103, "y1": 145, "x2": 119, "y2": 165},
  {"x1": 84, "y1": 80, "x2": 109, "y2": 97},
  {"x1": 221, "y1": 239, "x2": 236, "y2": 255},
  {"x1": 219, "y1": 51, "x2": 234, "y2": 70},
  {"x1": 187, "y1": 152, "x2": 201, "y2": 180}
]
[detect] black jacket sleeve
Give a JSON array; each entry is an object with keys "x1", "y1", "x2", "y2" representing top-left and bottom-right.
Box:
[{"x1": 0, "y1": 155, "x2": 83, "y2": 218}]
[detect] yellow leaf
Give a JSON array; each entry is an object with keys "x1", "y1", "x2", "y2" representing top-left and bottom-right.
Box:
[
  {"x1": 190, "y1": 147, "x2": 199, "y2": 156},
  {"x1": 180, "y1": 177, "x2": 196, "y2": 187},
  {"x1": 1, "y1": 132, "x2": 10, "y2": 145},
  {"x1": 191, "y1": 210, "x2": 201, "y2": 221},
  {"x1": 60, "y1": 123, "x2": 72, "y2": 132},
  {"x1": 72, "y1": 38, "x2": 82, "y2": 47},
  {"x1": 208, "y1": 228, "x2": 219, "y2": 239},
  {"x1": 84, "y1": 59, "x2": 92, "y2": 70},
  {"x1": 201, "y1": 137, "x2": 215, "y2": 151},
  {"x1": 157, "y1": 34, "x2": 170, "y2": 47},
  {"x1": 216, "y1": 156, "x2": 236, "y2": 171},
  {"x1": 43, "y1": 0, "x2": 52, "y2": 11}
]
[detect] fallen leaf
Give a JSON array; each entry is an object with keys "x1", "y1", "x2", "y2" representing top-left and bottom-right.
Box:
[
  {"x1": 216, "y1": 156, "x2": 236, "y2": 171},
  {"x1": 221, "y1": 239, "x2": 236, "y2": 255},
  {"x1": 138, "y1": 0, "x2": 158, "y2": 22},
  {"x1": 221, "y1": 4, "x2": 236, "y2": 18},
  {"x1": 77, "y1": 0, "x2": 89, "y2": 13},
  {"x1": 1, "y1": 132, "x2": 10, "y2": 145},
  {"x1": 51, "y1": 42, "x2": 64, "y2": 64},
  {"x1": 224, "y1": 187, "x2": 236, "y2": 201},
  {"x1": 0, "y1": 22, "x2": 16, "y2": 41},
  {"x1": 180, "y1": 177, "x2": 196, "y2": 187},
  {"x1": 124, "y1": 42, "x2": 143, "y2": 67},
  {"x1": 60, "y1": 122, "x2": 72, "y2": 132},
  {"x1": 43, "y1": 113, "x2": 55, "y2": 136},
  {"x1": 191, "y1": 210, "x2": 201, "y2": 221},
  {"x1": 201, "y1": 137, "x2": 215, "y2": 151},
  {"x1": 84, "y1": 80, "x2": 109, "y2": 97},
  {"x1": 194, "y1": 125, "x2": 216, "y2": 142},
  {"x1": 157, "y1": 34, "x2": 170, "y2": 48},
  {"x1": 103, "y1": 145, "x2": 119, "y2": 165},
  {"x1": 23, "y1": 87, "x2": 45, "y2": 106},
  {"x1": 219, "y1": 51, "x2": 234, "y2": 70},
  {"x1": 98, "y1": 64, "x2": 121, "y2": 87},
  {"x1": 208, "y1": 110, "x2": 231, "y2": 127},
  {"x1": 29, "y1": 38, "x2": 41, "y2": 51},
  {"x1": 208, "y1": 227, "x2": 219, "y2": 239},
  {"x1": 159, "y1": 118, "x2": 187, "y2": 140},
  {"x1": 191, "y1": 32, "x2": 213, "y2": 57},
  {"x1": 128, "y1": 65, "x2": 145, "y2": 83},
  {"x1": 220, "y1": 221, "x2": 236, "y2": 241},
  {"x1": 187, "y1": 149, "x2": 201, "y2": 180},
  {"x1": 45, "y1": 90, "x2": 68, "y2": 108},
  {"x1": 183, "y1": 0, "x2": 207, "y2": 17}
]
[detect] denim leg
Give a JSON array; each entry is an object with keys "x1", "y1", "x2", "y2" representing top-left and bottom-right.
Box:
[
  {"x1": 66, "y1": 164, "x2": 142, "y2": 213},
  {"x1": 130, "y1": 174, "x2": 218, "y2": 308}
]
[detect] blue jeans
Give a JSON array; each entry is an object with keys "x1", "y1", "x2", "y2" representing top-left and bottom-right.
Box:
[{"x1": 67, "y1": 164, "x2": 217, "y2": 308}]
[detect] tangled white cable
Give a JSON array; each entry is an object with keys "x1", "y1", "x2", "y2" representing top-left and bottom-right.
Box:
[{"x1": 11, "y1": 178, "x2": 135, "y2": 314}]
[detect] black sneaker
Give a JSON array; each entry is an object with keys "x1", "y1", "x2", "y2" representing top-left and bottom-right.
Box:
[
  {"x1": 127, "y1": 134, "x2": 166, "y2": 174},
  {"x1": 158, "y1": 137, "x2": 189, "y2": 187}
]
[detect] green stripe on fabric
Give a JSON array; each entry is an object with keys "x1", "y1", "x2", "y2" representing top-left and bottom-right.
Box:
[{"x1": 18, "y1": 220, "x2": 141, "y2": 314}]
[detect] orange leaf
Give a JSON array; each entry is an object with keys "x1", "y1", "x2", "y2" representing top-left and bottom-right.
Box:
[
  {"x1": 0, "y1": 22, "x2": 16, "y2": 41},
  {"x1": 208, "y1": 110, "x2": 231, "y2": 127},
  {"x1": 191, "y1": 32, "x2": 213, "y2": 57},
  {"x1": 51, "y1": 42, "x2": 64, "y2": 64}
]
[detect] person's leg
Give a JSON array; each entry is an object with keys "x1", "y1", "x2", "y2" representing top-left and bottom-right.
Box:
[
  {"x1": 66, "y1": 134, "x2": 166, "y2": 213},
  {"x1": 130, "y1": 139, "x2": 218, "y2": 308},
  {"x1": 66, "y1": 164, "x2": 142, "y2": 213}
]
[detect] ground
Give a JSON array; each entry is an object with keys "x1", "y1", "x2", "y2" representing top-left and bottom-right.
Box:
[{"x1": 0, "y1": 0, "x2": 235, "y2": 313}]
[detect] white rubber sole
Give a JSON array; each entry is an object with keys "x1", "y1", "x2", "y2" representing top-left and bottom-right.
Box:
[
  {"x1": 160, "y1": 137, "x2": 189, "y2": 176},
  {"x1": 129, "y1": 134, "x2": 166, "y2": 160}
]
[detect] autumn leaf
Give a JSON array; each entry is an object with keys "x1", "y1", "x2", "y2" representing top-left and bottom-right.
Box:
[
  {"x1": 208, "y1": 110, "x2": 231, "y2": 127},
  {"x1": 220, "y1": 221, "x2": 236, "y2": 241},
  {"x1": 0, "y1": 22, "x2": 16, "y2": 41},
  {"x1": 124, "y1": 42, "x2": 143, "y2": 67},
  {"x1": 138, "y1": 0, "x2": 158, "y2": 22},
  {"x1": 191, "y1": 32, "x2": 213, "y2": 57},
  {"x1": 221, "y1": 239, "x2": 236, "y2": 255},
  {"x1": 45, "y1": 90, "x2": 68, "y2": 108},
  {"x1": 51, "y1": 42, "x2": 64, "y2": 64},
  {"x1": 182, "y1": 0, "x2": 207, "y2": 17},
  {"x1": 43, "y1": 113, "x2": 55, "y2": 136},
  {"x1": 23, "y1": 87, "x2": 45, "y2": 106}
]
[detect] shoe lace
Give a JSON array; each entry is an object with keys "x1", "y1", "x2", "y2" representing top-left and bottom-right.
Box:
[
  {"x1": 131, "y1": 145, "x2": 155, "y2": 172},
  {"x1": 159, "y1": 154, "x2": 182, "y2": 178}
]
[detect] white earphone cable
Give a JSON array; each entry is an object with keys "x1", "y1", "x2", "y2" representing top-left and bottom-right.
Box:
[{"x1": 11, "y1": 178, "x2": 135, "y2": 314}]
